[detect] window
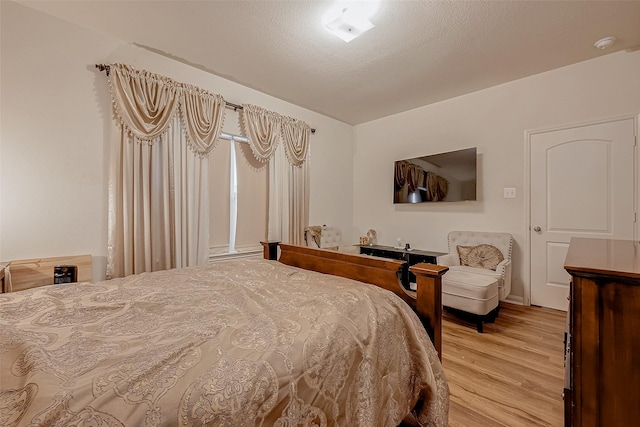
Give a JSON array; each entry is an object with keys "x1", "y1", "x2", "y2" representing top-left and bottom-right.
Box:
[{"x1": 209, "y1": 134, "x2": 268, "y2": 259}]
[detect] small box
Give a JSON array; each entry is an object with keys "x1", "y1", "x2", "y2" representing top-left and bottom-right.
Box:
[{"x1": 53, "y1": 265, "x2": 77, "y2": 284}]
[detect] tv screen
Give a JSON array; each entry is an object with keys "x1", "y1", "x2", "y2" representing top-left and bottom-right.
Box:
[{"x1": 393, "y1": 147, "x2": 477, "y2": 203}]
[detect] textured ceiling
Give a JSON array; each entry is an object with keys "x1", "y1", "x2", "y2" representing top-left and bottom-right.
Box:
[{"x1": 19, "y1": 0, "x2": 640, "y2": 125}]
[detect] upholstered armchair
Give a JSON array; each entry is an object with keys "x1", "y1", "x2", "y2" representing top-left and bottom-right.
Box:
[
  {"x1": 304, "y1": 225, "x2": 359, "y2": 254},
  {"x1": 438, "y1": 231, "x2": 513, "y2": 301},
  {"x1": 304, "y1": 225, "x2": 343, "y2": 249}
]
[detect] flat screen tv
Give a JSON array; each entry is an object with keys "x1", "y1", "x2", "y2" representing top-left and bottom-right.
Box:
[{"x1": 393, "y1": 147, "x2": 477, "y2": 203}]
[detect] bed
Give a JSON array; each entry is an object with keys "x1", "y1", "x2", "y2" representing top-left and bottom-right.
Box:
[{"x1": 0, "y1": 244, "x2": 449, "y2": 426}]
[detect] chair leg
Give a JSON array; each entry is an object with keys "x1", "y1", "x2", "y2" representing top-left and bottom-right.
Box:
[
  {"x1": 486, "y1": 304, "x2": 500, "y2": 323},
  {"x1": 476, "y1": 319, "x2": 484, "y2": 333}
]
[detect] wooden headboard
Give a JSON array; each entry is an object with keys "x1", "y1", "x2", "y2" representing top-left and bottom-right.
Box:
[{"x1": 5, "y1": 254, "x2": 92, "y2": 293}]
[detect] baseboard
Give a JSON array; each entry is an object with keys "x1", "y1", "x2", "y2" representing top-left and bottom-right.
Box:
[
  {"x1": 503, "y1": 295, "x2": 525, "y2": 306},
  {"x1": 208, "y1": 250, "x2": 261, "y2": 263}
]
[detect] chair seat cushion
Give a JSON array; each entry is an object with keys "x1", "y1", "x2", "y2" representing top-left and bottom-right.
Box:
[
  {"x1": 447, "y1": 265, "x2": 503, "y2": 287},
  {"x1": 442, "y1": 270, "x2": 499, "y2": 316}
]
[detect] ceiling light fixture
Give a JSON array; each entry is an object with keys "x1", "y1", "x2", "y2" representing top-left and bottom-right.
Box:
[
  {"x1": 594, "y1": 36, "x2": 616, "y2": 50},
  {"x1": 323, "y1": 1, "x2": 379, "y2": 43}
]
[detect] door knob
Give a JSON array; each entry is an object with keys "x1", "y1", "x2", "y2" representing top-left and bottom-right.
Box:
[{"x1": 533, "y1": 226, "x2": 542, "y2": 233}]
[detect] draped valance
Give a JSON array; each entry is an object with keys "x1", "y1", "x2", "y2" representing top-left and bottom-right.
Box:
[
  {"x1": 108, "y1": 64, "x2": 225, "y2": 157},
  {"x1": 239, "y1": 104, "x2": 282, "y2": 162},
  {"x1": 281, "y1": 116, "x2": 311, "y2": 167},
  {"x1": 107, "y1": 64, "x2": 312, "y2": 165},
  {"x1": 181, "y1": 84, "x2": 226, "y2": 156},
  {"x1": 240, "y1": 104, "x2": 311, "y2": 167}
]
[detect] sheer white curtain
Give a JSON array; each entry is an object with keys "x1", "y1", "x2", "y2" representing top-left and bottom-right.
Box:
[
  {"x1": 240, "y1": 105, "x2": 311, "y2": 245},
  {"x1": 106, "y1": 64, "x2": 225, "y2": 278}
]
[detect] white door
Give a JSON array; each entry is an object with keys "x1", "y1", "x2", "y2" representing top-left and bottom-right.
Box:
[{"x1": 530, "y1": 118, "x2": 636, "y2": 310}]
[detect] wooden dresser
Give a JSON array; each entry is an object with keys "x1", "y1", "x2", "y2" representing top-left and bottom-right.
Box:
[{"x1": 564, "y1": 238, "x2": 640, "y2": 426}]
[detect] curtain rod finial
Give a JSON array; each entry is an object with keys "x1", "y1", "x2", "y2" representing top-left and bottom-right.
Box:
[{"x1": 95, "y1": 64, "x2": 110, "y2": 76}]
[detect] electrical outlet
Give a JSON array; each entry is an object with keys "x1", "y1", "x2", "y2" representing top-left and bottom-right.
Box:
[{"x1": 503, "y1": 187, "x2": 517, "y2": 199}]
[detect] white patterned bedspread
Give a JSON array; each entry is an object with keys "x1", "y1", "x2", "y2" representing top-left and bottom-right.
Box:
[{"x1": 0, "y1": 258, "x2": 448, "y2": 426}]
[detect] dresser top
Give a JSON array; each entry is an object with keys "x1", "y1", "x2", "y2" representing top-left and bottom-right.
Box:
[{"x1": 564, "y1": 237, "x2": 640, "y2": 280}]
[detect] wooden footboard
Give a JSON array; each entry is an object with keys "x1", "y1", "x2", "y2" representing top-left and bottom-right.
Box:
[{"x1": 261, "y1": 242, "x2": 447, "y2": 359}]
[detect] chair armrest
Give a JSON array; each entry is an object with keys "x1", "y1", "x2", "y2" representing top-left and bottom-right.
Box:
[
  {"x1": 304, "y1": 230, "x2": 320, "y2": 248},
  {"x1": 437, "y1": 253, "x2": 459, "y2": 266},
  {"x1": 495, "y1": 258, "x2": 511, "y2": 277},
  {"x1": 496, "y1": 259, "x2": 512, "y2": 300}
]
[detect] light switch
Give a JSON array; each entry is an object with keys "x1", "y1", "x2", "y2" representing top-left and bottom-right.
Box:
[{"x1": 503, "y1": 187, "x2": 517, "y2": 199}]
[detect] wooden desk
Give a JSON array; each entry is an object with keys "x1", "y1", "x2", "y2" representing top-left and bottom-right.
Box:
[
  {"x1": 359, "y1": 244, "x2": 446, "y2": 289},
  {"x1": 2, "y1": 255, "x2": 91, "y2": 292},
  {"x1": 564, "y1": 238, "x2": 640, "y2": 426}
]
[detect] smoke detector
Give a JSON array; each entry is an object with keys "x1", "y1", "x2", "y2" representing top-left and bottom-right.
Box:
[{"x1": 594, "y1": 36, "x2": 616, "y2": 50}]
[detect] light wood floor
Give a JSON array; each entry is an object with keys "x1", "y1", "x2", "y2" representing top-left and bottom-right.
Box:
[{"x1": 443, "y1": 303, "x2": 566, "y2": 427}]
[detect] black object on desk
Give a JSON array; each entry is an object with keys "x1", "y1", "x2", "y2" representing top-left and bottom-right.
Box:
[{"x1": 54, "y1": 265, "x2": 77, "y2": 284}]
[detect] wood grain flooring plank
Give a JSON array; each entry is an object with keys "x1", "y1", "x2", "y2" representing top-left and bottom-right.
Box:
[{"x1": 443, "y1": 303, "x2": 565, "y2": 427}]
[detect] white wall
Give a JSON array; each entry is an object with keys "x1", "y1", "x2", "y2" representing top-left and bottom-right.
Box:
[
  {"x1": 353, "y1": 50, "x2": 640, "y2": 303},
  {"x1": 3, "y1": 2, "x2": 638, "y2": 300},
  {"x1": 0, "y1": 0, "x2": 4, "y2": 262},
  {"x1": 0, "y1": 2, "x2": 354, "y2": 280}
]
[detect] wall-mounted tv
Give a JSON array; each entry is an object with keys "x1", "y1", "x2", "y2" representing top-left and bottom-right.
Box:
[{"x1": 393, "y1": 147, "x2": 477, "y2": 203}]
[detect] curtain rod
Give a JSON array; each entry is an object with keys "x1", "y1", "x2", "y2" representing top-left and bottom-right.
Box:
[{"x1": 96, "y1": 64, "x2": 316, "y2": 134}]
